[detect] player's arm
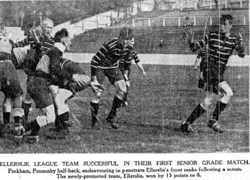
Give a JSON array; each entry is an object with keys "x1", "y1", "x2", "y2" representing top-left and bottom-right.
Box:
[
  {"x1": 136, "y1": 61, "x2": 147, "y2": 76},
  {"x1": 91, "y1": 56, "x2": 100, "y2": 83},
  {"x1": 235, "y1": 33, "x2": 245, "y2": 58},
  {"x1": 13, "y1": 36, "x2": 30, "y2": 48},
  {"x1": 184, "y1": 25, "x2": 208, "y2": 53},
  {"x1": 50, "y1": 56, "x2": 73, "y2": 79},
  {"x1": 131, "y1": 50, "x2": 147, "y2": 76},
  {"x1": 14, "y1": 30, "x2": 39, "y2": 48},
  {"x1": 194, "y1": 50, "x2": 202, "y2": 70}
]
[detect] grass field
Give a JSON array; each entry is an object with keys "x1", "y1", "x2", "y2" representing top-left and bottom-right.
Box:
[{"x1": 0, "y1": 64, "x2": 249, "y2": 153}]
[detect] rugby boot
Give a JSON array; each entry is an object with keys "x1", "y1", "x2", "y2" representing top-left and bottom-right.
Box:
[
  {"x1": 46, "y1": 112, "x2": 69, "y2": 139},
  {"x1": 106, "y1": 114, "x2": 119, "y2": 129},
  {"x1": 0, "y1": 112, "x2": 10, "y2": 137},
  {"x1": 12, "y1": 123, "x2": 25, "y2": 145},
  {"x1": 180, "y1": 122, "x2": 195, "y2": 133},
  {"x1": 207, "y1": 119, "x2": 223, "y2": 133},
  {"x1": 122, "y1": 92, "x2": 129, "y2": 107},
  {"x1": 106, "y1": 96, "x2": 123, "y2": 129},
  {"x1": 26, "y1": 120, "x2": 40, "y2": 144},
  {"x1": 22, "y1": 102, "x2": 32, "y2": 123},
  {"x1": 3, "y1": 112, "x2": 10, "y2": 125}
]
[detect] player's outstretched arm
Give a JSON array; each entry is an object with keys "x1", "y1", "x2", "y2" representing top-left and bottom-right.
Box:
[{"x1": 136, "y1": 61, "x2": 147, "y2": 77}]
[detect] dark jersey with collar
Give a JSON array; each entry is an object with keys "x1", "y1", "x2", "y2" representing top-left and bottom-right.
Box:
[
  {"x1": 190, "y1": 32, "x2": 245, "y2": 70},
  {"x1": 91, "y1": 38, "x2": 136, "y2": 76}
]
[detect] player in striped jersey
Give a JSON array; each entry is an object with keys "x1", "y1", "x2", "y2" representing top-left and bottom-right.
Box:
[
  {"x1": 14, "y1": 18, "x2": 55, "y2": 125},
  {"x1": 181, "y1": 14, "x2": 245, "y2": 133},
  {"x1": 90, "y1": 27, "x2": 135, "y2": 129},
  {"x1": 119, "y1": 38, "x2": 147, "y2": 106}
]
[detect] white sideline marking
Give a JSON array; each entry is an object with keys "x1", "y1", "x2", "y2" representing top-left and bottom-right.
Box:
[{"x1": 64, "y1": 53, "x2": 250, "y2": 67}]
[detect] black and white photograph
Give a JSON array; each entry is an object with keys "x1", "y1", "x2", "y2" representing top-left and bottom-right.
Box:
[{"x1": 0, "y1": 0, "x2": 249, "y2": 179}]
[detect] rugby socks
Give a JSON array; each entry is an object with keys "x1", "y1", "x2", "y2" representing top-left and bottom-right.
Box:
[
  {"x1": 3, "y1": 112, "x2": 10, "y2": 125},
  {"x1": 212, "y1": 101, "x2": 227, "y2": 121},
  {"x1": 14, "y1": 116, "x2": 22, "y2": 124},
  {"x1": 58, "y1": 112, "x2": 70, "y2": 131},
  {"x1": 22, "y1": 102, "x2": 32, "y2": 121},
  {"x1": 123, "y1": 91, "x2": 128, "y2": 102},
  {"x1": 108, "y1": 96, "x2": 123, "y2": 118},
  {"x1": 185, "y1": 104, "x2": 205, "y2": 124},
  {"x1": 90, "y1": 102, "x2": 99, "y2": 126}
]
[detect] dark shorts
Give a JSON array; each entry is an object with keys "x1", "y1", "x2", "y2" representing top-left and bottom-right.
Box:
[
  {"x1": 200, "y1": 59, "x2": 207, "y2": 72},
  {"x1": 27, "y1": 76, "x2": 53, "y2": 109},
  {"x1": 0, "y1": 60, "x2": 23, "y2": 98},
  {"x1": 119, "y1": 62, "x2": 131, "y2": 80},
  {"x1": 21, "y1": 49, "x2": 37, "y2": 76},
  {"x1": 203, "y1": 62, "x2": 225, "y2": 94},
  {"x1": 97, "y1": 67, "x2": 124, "y2": 85}
]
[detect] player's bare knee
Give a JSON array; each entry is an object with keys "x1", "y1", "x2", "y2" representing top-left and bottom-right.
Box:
[
  {"x1": 45, "y1": 105, "x2": 56, "y2": 124},
  {"x1": 202, "y1": 95, "x2": 214, "y2": 110},
  {"x1": 3, "y1": 104, "x2": 11, "y2": 113},
  {"x1": 13, "y1": 96, "x2": 23, "y2": 109},
  {"x1": 92, "y1": 91, "x2": 102, "y2": 104},
  {"x1": 115, "y1": 80, "x2": 127, "y2": 94},
  {"x1": 13, "y1": 108, "x2": 24, "y2": 118}
]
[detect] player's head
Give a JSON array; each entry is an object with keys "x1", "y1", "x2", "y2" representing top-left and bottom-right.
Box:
[
  {"x1": 42, "y1": 18, "x2": 54, "y2": 36},
  {"x1": 54, "y1": 28, "x2": 71, "y2": 51},
  {"x1": 118, "y1": 27, "x2": 133, "y2": 48},
  {"x1": 220, "y1": 14, "x2": 233, "y2": 34}
]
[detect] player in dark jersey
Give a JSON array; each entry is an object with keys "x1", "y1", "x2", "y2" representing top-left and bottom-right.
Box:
[
  {"x1": 180, "y1": 14, "x2": 245, "y2": 133},
  {"x1": 14, "y1": 18, "x2": 55, "y2": 124},
  {"x1": 90, "y1": 27, "x2": 136, "y2": 129},
  {"x1": 0, "y1": 36, "x2": 25, "y2": 142},
  {"x1": 25, "y1": 28, "x2": 102, "y2": 142},
  {"x1": 119, "y1": 38, "x2": 147, "y2": 106}
]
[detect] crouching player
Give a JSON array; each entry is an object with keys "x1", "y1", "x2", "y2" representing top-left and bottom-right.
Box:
[
  {"x1": 119, "y1": 38, "x2": 147, "y2": 106},
  {"x1": 0, "y1": 36, "x2": 25, "y2": 141},
  {"x1": 25, "y1": 28, "x2": 102, "y2": 141},
  {"x1": 90, "y1": 27, "x2": 138, "y2": 129}
]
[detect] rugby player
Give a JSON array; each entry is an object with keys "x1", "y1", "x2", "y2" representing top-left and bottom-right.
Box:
[
  {"x1": 25, "y1": 28, "x2": 102, "y2": 141},
  {"x1": 14, "y1": 18, "x2": 55, "y2": 124},
  {"x1": 0, "y1": 35, "x2": 25, "y2": 140},
  {"x1": 119, "y1": 38, "x2": 147, "y2": 106},
  {"x1": 90, "y1": 27, "x2": 136, "y2": 129},
  {"x1": 180, "y1": 14, "x2": 245, "y2": 133}
]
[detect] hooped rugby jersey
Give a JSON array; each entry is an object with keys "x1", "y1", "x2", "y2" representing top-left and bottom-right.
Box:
[
  {"x1": 91, "y1": 38, "x2": 136, "y2": 76},
  {"x1": 190, "y1": 32, "x2": 245, "y2": 69}
]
